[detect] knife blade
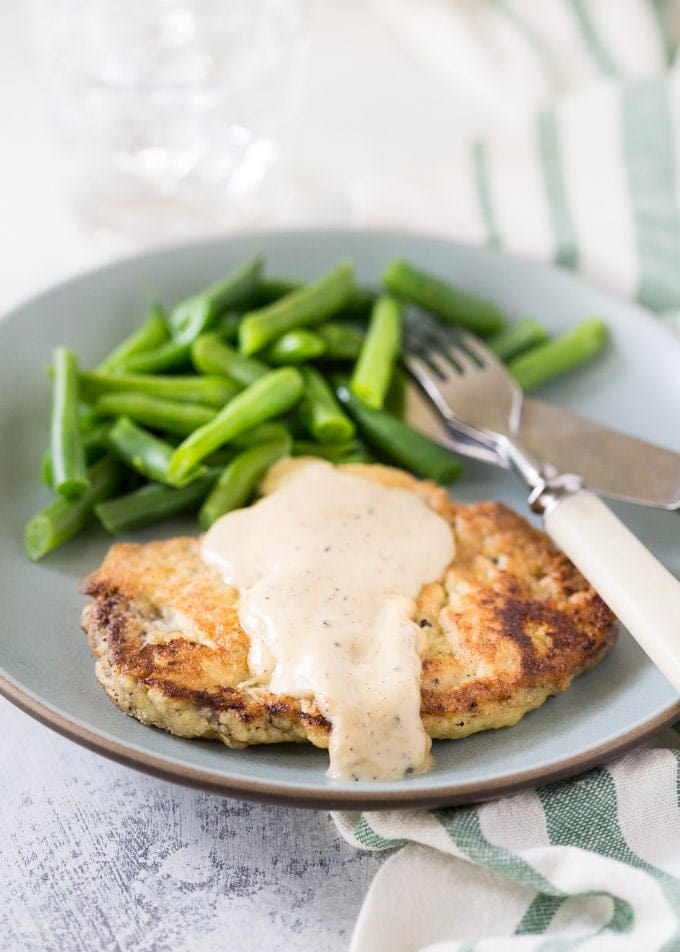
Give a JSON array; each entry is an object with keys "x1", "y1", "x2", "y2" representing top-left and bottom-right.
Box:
[{"x1": 403, "y1": 383, "x2": 680, "y2": 510}]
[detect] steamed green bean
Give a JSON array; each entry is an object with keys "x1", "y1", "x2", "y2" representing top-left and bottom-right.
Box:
[
  {"x1": 316, "y1": 322, "x2": 364, "y2": 361},
  {"x1": 119, "y1": 340, "x2": 192, "y2": 374},
  {"x1": 168, "y1": 257, "x2": 263, "y2": 345},
  {"x1": 167, "y1": 368, "x2": 304, "y2": 485},
  {"x1": 96, "y1": 305, "x2": 168, "y2": 373},
  {"x1": 25, "y1": 456, "x2": 124, "y2": 560},
  {"x1": 239, "y1": 260, "x2": 355, "y2": 355},
  {"x1": 488, "y1": 318, "x2": 550, "y2": 362},
  {"x1": 199, "y1": 435, "x2": 292, "y2": 529},
  {"x1": 508, "y1": 319, "x2": 608, "y2": 391},
  {"x1": 106, "y1": 416, "x2": 204, "y2": 485},
  {"x1": 191, "y1": 333, "x2": 267, "y2": 388},
  {"x1": 338, "y1": 385, "x2": 464, "y2": 484},
  {"x1": 96, "y1": 469, "x2": 220, "y2": 535},
  {"x1": 383, "y1": 258, "x2": 504, "y2": 336},
  {"x1": 349, "y1": 296, "x2": 401, "y2": 409},
  {"x1": 79, "y1": 370, "x2": 236, "y2": 407},
  {"x1": 265, "y1": 328, "x2": 327, "y2": 365},
  {"x1": 298, "y1": 367, "x2": 355, "y2": 444},
  {"x1": 42, "y1": 422, "x2": 110, "y2": 487},
  {"x1": 50, "y1": 347, "x2": 89, "y2": 498},
  {"x1": 94, "y1": 393, "x2": 217, "y2": 435}
]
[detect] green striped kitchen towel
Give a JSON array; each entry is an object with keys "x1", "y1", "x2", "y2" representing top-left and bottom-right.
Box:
[
  {"x1": 353, "y1": 0, "x2": 680, "y2": 325},
  {"x1": 339, "y1": 1, "x2": 680, "y2": 949},
  {"x1": 333, "y1": 741, "x2": 680, "y2": 950}
]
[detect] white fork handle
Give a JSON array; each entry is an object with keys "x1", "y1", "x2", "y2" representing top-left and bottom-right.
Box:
[{"x1": 543, "y1": 489, "x2": 680, "y2": 692}]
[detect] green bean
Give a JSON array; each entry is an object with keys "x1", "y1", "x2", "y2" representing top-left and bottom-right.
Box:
[
  {"x1": 77, "y1": 407, "x2": 99, "y2": 434},
  {"x1": 249, "y1": 276, "x2": 302, "y2": 307},
  {"x1": 119, "y1": 340, "x2": 192, "y2": 374},
  {"x1": 191, "y1": 333, "x2": 267, "y2": 388},
  {"x1": 349, "y1": 296, "x2": 401, "y2": 409},
  {"x1": 96, "y1": 469, "x2": 220, "y2": 535},
  {"x1": 50, "y1": 348, "x2": 89, "y2": 498},
  {"x1": 292, "y1": 439, "x2": 363, "y2": 462},
  {"x1": 94, "y1": 393, "x2": 216, "y2": 435},
  {"x1": 167, "y1": 368, "x2": 304, "y2": 485},
  {"x1": 201, "y1": 448, "x2": 239, "y2": 468},
  {"x1": 336, "y1": 452, "x2": 376, "y2": 464},
  {"x1": 198, "y1": 434, "x2": 292, "y2": 529},
  {"x1": 508, "y1": 319, "x2": 608, "y2": 392},
  {"x1": 106, "y1": 416, "x2": 205, "y2": 485},
  {"x1": 42, "y1": 422, "x2": 111, "y2": 487},
  {"x1": 382, "y1": 258, "x2": 505, "y2": 336},
  {"x1": 337, "y1": 385, "x2": 464, "y2": 484},
  {"x1": 336, "y1": 287, "x2": 377, "y2": 323},
  {"x1": 383, "y1": 366, "x2": 408, "y2": 420},
  {"x1": 298, "y1": 367, "x2": 356, "y2": 444},
  {"x1": 230, "y1": 422, "x2": 292, "y2": 447},
  {"x1": 203, "y1": 422, "x2": 291, "y2": 466},
  {"x1": 488, "y1": 318, "x2": 550, "y2": 362},
  {"x1": 239, "y1": 260, "x2": 355, "y2": 355},
  {"x1": 316, "y1": 322, "x2": 364, "y2": 361},
  {"x1": 79, "y1": 371, "x2": 236, "y2": 407},
  {"x1": 168, "y1": 257, "x2": 264, "y2": 345},
  {"x1": 214, "y1": 311, "x2": 242, "y2": 342},
  {"x1": 24, "y1": 456, "x2": 125, "y2": 560},
  {"x1": 96, "y1": 305, "x2": 169, "y2": 373},
  {"x1": 264, "y1": 329, "x2": 326, "y2": 365},
  {"x1": 204, "y1": 423, "x2": 295, "y2": 467},
  {"x1": 40, "y1": 453, "x2": 53, "y2": 488}
]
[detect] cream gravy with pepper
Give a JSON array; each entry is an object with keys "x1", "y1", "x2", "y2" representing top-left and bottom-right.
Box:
[{"x1": 201, "y1": 461, "x2": 454, "y2": 781}]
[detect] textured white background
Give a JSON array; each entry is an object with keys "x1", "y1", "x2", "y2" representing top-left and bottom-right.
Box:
[{"x1": 0, "y1": 700, "x2": 384, "y2": 952}]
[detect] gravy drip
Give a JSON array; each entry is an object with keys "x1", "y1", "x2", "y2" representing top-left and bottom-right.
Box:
[{"x1": 202, "y1": 462, "x2": 454, "y2": 781}]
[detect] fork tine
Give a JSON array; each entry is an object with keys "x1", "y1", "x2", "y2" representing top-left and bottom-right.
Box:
[
  {"x1": 406, "y1": 353, "x2": 438, "y2": 387},
  {"x1": 403, "y1": 323, "x2": 443, "y2": 360},
  {"x1": 403, "y1": 324, "x2": 454, "y2": 380},
  {"x1": 404, "y1": 311, "x2": 506, "y2": 380},
  {"x1": 459, "y1": 332, "x2": 502, "y2": 368},
  {"x1": 426, "y1": 350, "x2": 454, "y2": 378},
  {"x1": 403, "y1": 310, "x2": 524, "y2": 447},
  {"x1": 444, "y1": 344, "x2": 478, "y2": 375}
]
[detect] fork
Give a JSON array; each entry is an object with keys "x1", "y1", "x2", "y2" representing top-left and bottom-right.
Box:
[{"x1": 404, "y1": 321, "x2": 680, "y2": 693}]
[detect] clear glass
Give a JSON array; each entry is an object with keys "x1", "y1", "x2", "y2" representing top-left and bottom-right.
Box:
[{"x1": 31, "y1": 0, "x2": 306, "y2": 244}]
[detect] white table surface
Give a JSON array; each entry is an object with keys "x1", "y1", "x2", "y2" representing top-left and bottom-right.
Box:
[{"x1": 0, "y1": 3, "x2": 488, "y2": 950}]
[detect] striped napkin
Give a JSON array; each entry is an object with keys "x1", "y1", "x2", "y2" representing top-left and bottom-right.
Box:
[
  {"x1": 351, "y1": 0, "x2": 680, "y2": 326},
  {"x1": 336, "y1": 2, "x2": 680, "y2": 948},
  {"x1": 334, "y1": 738, "x2": 680, "y2": 950}
]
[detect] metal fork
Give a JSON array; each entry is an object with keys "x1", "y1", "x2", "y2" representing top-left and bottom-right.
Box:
[
  {"x1": 404, "y1": 319, "x2": 680, "y2": 693},
  {"x1": 404, "y1": 323, "x2": 563, "y2": 500}
]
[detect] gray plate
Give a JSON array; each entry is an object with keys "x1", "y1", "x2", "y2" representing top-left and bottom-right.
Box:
[{"x1": 1, "y1": 228, "x2": 679, "y2": 810}]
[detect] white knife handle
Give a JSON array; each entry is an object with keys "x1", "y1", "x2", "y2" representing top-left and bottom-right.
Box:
[{"x1": 543, "y1": 490, "x2": 680, "y2": 692}]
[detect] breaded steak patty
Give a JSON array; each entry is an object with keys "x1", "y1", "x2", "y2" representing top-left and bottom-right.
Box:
[{"x1": 80, "y1": 464, "x2": 616, "y2": 751}]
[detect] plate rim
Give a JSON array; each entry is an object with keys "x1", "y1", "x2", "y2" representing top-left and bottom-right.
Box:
[
  {"x1": 2, "y1": 672, "x2": 679, "y2": 810},
  {"x1": 3, "y1": 223, "x2": 680, "y2": 340},
  {"x1": 2, "y1": 225, "x2": 680, "y2": 809}
]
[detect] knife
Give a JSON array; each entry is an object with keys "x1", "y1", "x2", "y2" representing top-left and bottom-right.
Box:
[{"x1": 403, "y1": 384, "x2": 680, "y2": 510}]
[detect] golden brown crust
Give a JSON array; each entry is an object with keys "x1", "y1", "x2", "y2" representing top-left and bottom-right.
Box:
[{"x1": 80, "y1": 464, "x2": 616, "y2": 750}]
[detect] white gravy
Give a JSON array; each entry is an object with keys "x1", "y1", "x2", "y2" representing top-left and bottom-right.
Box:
[{"x1": 201, "y1": 461, "x2": 454, "y2": 781}]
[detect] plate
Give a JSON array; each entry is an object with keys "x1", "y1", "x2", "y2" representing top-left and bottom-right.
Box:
[{"x1": 1, "y1": 228, "x2": 679, "y2": 810}]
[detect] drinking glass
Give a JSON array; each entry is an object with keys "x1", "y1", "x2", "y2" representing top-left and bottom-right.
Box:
[{"x1": 30, "y1": 0, "x2": 306, "y2": 244}]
